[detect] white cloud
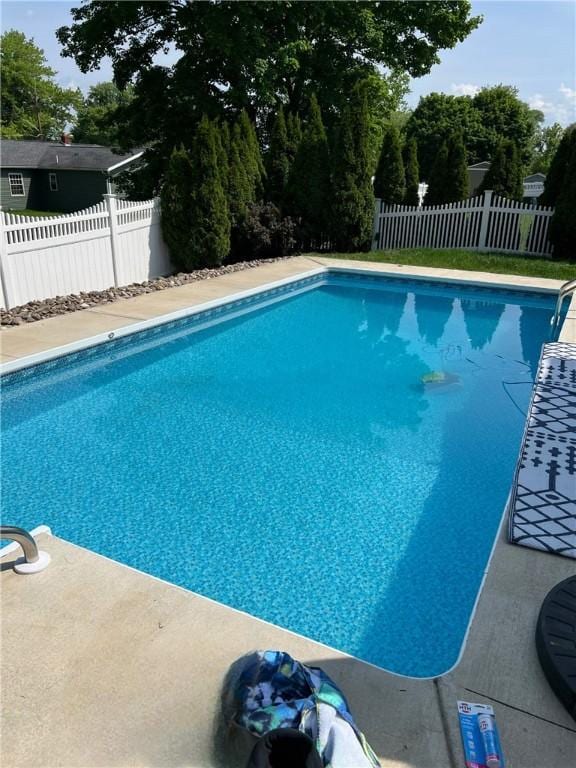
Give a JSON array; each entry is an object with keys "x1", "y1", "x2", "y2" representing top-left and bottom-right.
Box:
[
  {"x1": 26, "y1": 9, "x2": 34, "y2": 17},
  {"x1": 529, "y1": 83, "x2": 576, "y2": 126},
  {"x1": 451, "y1": 83, "x2": 480, "y2": 97}
]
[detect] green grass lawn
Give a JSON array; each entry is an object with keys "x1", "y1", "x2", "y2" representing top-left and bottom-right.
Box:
[
  {"x1": 315, "y1": 249, "x2": 575, "y2": 281},
  {"x1": 4, "y1": 208, "x2": 62, "y2": 217}
]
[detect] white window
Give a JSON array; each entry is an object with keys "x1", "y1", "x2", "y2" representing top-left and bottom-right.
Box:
[
  {"x1": 49, "y1": 172, "x2": 58, "y2": 192},
  {"x1": 8, "y1": 172, "x2": 25, "y2": 197}
]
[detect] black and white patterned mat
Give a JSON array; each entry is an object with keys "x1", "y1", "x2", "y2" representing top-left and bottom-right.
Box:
[{"x1": 508, "y1": 342, "x2": 576, "y2": 559}]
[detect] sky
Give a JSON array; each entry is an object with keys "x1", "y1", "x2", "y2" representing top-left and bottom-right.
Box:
[{"x1": 2, "y1": 0, "x2": 575, "y2": 126}]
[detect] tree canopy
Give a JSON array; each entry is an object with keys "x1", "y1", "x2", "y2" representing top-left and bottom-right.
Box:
[
  {"x1": 57, "y1": 1, "x2": 480, "y2": 155},
  {"x1": 374, "y1": 125, "x2": 405, "y2": 204},
  {"x1": 405, "y1": 85, "x2": 543, "y2": 180},
  {"x1": 1, "y1": 30, "x2": 81, "y2": 140},
  {"x1": 73, "y1": 82, "x2": 134, "y2": 145}
]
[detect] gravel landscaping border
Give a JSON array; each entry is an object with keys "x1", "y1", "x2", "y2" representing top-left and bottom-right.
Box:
[{"x1": 0, "y1": 256, "x2": 295, "y2": 327}]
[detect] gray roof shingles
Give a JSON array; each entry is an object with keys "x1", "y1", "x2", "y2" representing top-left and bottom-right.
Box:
[{"x1": 0, "y1": 140, "x2": 139, "y2": 172}]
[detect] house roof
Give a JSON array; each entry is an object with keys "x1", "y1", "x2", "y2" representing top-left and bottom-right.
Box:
[
  {"x1": 467, "y1": 161, "x2": 491, "y2": 170},
  {"x1": 0, "y1": 140, "x2": 142, "y2": 173},
  {"x1": 524, "y1": 172, "x2": 546, "y2": 183}
]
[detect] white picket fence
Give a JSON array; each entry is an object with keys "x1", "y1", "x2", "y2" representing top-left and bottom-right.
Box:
[
  {"x1": 0, "y1": 195, "x2": 171, "y2": 309},
  {"x1": 372, "y1": 190, "x2": 554, "y2": 256}
]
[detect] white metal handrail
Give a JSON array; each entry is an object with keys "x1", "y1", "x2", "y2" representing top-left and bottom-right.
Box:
[{"x1": 550, "y1": 278, "x2": 576, "y2": 332}]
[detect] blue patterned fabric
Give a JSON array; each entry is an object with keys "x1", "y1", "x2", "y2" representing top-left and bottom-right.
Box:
[{"x1": 233, "y1": 650, "x2": 380, "y2": 767}]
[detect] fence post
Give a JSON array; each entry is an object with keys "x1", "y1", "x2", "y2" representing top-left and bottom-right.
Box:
[
  {"x1": 103, "y1": 194, "x2": 120, "y2": 287},
  {"x1": 477, "y1": 190, "x2": 493, "y2": 251},
  {"x1": 372, "y1": 198, "x2": 382, "y2": 251},
  {"x1": 0, "y1": 209, "x2": 15, "y2": 309}
]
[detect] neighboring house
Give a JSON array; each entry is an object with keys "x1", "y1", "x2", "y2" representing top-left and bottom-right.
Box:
[
  {"x1": 467, "y1": 161, "x2": 546, "y2": 204},
  {"x1": 0, "y1": 137, "x2": 143, "y2": 212},
  {"x1": 467, "y1": 161, "x2": 491, "y2": 196}
]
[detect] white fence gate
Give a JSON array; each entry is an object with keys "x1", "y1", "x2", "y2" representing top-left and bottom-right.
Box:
[
  {"x1": 0, "y1": 195, "x2": 171, "y2": 310},
  {"x1": 372, "y1": 190, "x2": 554, "y2": 256}
]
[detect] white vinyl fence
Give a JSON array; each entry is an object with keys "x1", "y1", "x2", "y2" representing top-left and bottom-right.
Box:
[
  {"x1": 373, "y1": 190, "x2": 554, "y2": 256},
  {"x1": 0, "y1": 195, "x2": 171, "y2": 310}
]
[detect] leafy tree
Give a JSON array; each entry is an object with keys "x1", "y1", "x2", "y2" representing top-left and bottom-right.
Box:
[
  {"x1": 425, "y1": 141, "x2": 449, "y2": 205},
  {"x1": 479, "y1": 140, "x2": 524, "y2": 200},
  {"x1": 405, "y1": 93, "x2": 481, "y2": 179},
  {"x1": 73, "y1": 81, "x2": 134, "y2": 144},
  {"x1": 548, "y1": 130, "x2": 576, "y2": 259},
  {"x1": 406, "y1": 85, "x2": 542, "y2": 180},
  {"x1": 1, "y1": 30, "x2": 81, "y2": 140},
  {"x1": 57, "y1": 2, "x2": 480, "y2": 176},
  {"x1": 444, "y1": 132, "x2": 469, "y2": 200},
  {"x1": 529, "y1": 123, "x2": 564, "y2": 175},
  {"x1": 403, "y1": 137, "x2": 420, "y2": 206},
  {"x1": 374, "y1": 124, "x2": 405, "y2": 203},
  {"x1": 213, "y1": 119, "x2": 229, "y2": 195},
  {"x1": 331, "y1": 85, "x2": 374, "y2": 251},
  {"x1": 540, "y1": 124, "x2": 575, "y2": 207},
  {"x1": 188, "y1": 116, "x2": 231, "y2": 268},
  {"x1": 266, "y1": 107, "x2": 291, "y2": 205},
  {"x1": 472, "y1": 85, "x2": 542, "y2": 167},
  {"x1": 160, "y1": 145, "x2": 194, "y2": 270},
  {"x1": 285, "y1": 94, "x2": 331, "y2": 246}
]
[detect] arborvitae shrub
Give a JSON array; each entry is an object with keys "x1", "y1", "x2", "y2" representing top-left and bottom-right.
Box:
[
  {"x1": 238, "y1": 110, "x2": 265, "y2": 197},
  {"x1": 374, "y1": 125, "x2": 405, "y2": 203},
  {"x1": 285, "y1": 94, "x2": 331, "y2": 248},
  {"x1": 540, "y1": 124, "x2": 575, "y2": 207},
  {"x1": 160, "y1": 145, "x2": 194, "y2": 270},
  {"x1": 479, "y1": 139, "x2": 523, "y2": 200},
  {"x1": 403, "y1": 137, "x2": 420, "y2": 206},
  {"x1": 549, "y1": 135, "x2": 576, "y2": 260},
  {"x1": 444, "y1": 132, "x2": 469, "y2": 201},
  {"x1": 266, "y1": 106, "x2": 290, "y2": 205},
  {"x1": 331, "y1": 85, "x2": 374, "y2": 251},
  {"x1": 425, "y1": 141, "x2": 449, "y2": 205},
  {"x1": 188, "y1": 116, "x2": 231, "y2": 268}
]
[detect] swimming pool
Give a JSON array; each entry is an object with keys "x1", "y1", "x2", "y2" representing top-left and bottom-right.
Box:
[{"x1": 1, "y1": 270, "x2": 557, "y2": 676}]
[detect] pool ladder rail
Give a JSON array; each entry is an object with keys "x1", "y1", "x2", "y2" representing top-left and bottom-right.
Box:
[
  {"x1": 0, "y1": 526, "x2": 51, "y2": 573},
  {"x1": 550, "y1": 277, "x2": 576, "y2": 336}
]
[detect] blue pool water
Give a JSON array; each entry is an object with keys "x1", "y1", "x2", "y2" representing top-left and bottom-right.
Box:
[{"x1": 1, "y1": 272, "x2": 556, "y2": 676}]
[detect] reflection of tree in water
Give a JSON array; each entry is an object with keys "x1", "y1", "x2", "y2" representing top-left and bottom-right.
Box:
[
  {"x1": 360, "y1": 290, "x2": 407, "y2": 345},
  {"x1": 460, "y1": 299, "x2": 505, "y2": 350},
  {"x1": 413, "y1": 294, "x2": 455, "y2": 346},
  {"x1": 519, "y1": 306, "x2": 550, "y2": 379},
  {"x1": 354, "y1": 296, "x2": 429, "y2": 432}
]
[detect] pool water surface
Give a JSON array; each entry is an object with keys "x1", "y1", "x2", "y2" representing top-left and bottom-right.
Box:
[{"x1": 1, "y1": 272, "x2": 556, "y2": 676}]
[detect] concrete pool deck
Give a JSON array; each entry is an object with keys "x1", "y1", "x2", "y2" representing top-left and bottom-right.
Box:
[{"x1": 2, "y1": 257, "x2": 575, "y2": 766}]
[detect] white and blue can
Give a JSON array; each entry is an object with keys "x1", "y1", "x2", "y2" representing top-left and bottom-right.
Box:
[{"x1": 478, "y1": 713, "x2": 501, "y2": 768}]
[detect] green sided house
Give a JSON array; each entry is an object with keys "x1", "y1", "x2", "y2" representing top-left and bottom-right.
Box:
[{"x1": 0, "y1": 138, "x2": 143, "y2": 213}]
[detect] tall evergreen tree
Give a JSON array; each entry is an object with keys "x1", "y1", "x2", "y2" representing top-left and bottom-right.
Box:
[
  {"x1": 238, "y1": 110, "x2": 265, "y2": 197},
  {"x1": 444, "y1": 132, "x2": 469, "y2": 200},
  {"x1": 425, "y1": 141, "x2": 449, "y2": 205},
  {"x1": 213, "y1": 120, "x2": 229, "y2": 194},
  {"x1": 286, "y1": 112, "x2": 303, "y2": 164},
  {"x1": 540, "y1": 123, "x2": 575, "y2": 206},
  {"x1": 479, "y1": 139, "x2": 523, "y2": 199},
  {"x1": 228, "y1": 123, "x2": 253, "y2": 223},
  {"x1": 331, "y1": 85, "x2": 374, "y2": 251},
  {"x1": 548, "y1": 135, "x2": 576, "y2": 259},
  {"x1": 266, "y1": 106, "x2": 291, "y2": 205},
  {"x1": 373, "y1": 125, "x2": 405, "y2": 203},
  {"x1": 160, "y1": 145, "x2": 194, "y2": 270},
  {"x1": 285, "y1": 94, "x2": 331, "y2": 246},
  {"x1": 403, "y1": 137, "x2": 420, "y2": 206},
  {"x1": 188, "y1": 116, "x2": 231, "y2": 268}
]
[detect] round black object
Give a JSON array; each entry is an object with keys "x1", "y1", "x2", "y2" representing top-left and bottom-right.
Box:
[
  {"x1": 246, "y1": 728, "x2": 322, "y2": 768},
  {"x1": 535, "y1": 575, "x2": 576, "y2": 721}
]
